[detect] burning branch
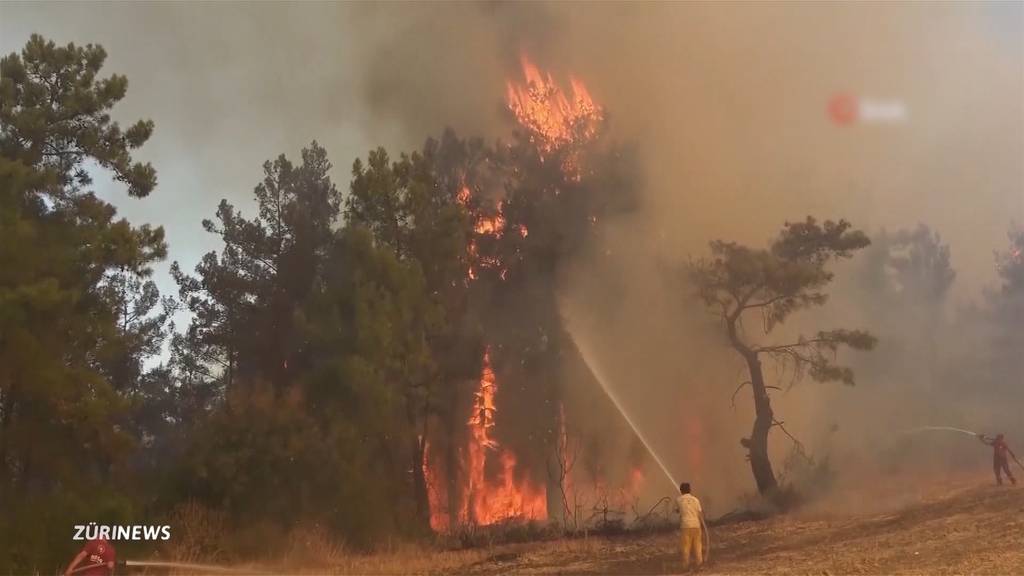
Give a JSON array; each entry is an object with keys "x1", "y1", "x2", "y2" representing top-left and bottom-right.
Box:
[{"x1": 506, "y1": 55, "x2": 605, "y2": 179}]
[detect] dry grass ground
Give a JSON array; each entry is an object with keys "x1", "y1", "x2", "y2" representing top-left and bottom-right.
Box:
[
  {"x1": 155, "y1": 477, "x2": 1024, "y2": 575},
  {"x1": 388, "y1": 480, "x2": 1021, "y2": 575}
]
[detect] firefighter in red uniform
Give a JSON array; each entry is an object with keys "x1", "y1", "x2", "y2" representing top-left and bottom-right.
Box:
[
  {"x1": 980, "y1": 433, "x2": 1018, "y2": 486},
  {"x1": 64, "y1": 537, "x2": 116, "y2": 576}
]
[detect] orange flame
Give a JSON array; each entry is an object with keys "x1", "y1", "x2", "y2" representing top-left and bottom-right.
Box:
[
  {"x1": 468, "y1": 349, "x2": 499, "y2": 450},
  {"x1": 423, "y1": 439, "x2": 450, "y2": 532},
  {"x1": 628, "y1": 466, "x2": 646, "y2": 496},
  {"x1": 422, "y1": 59, "x2": 606, "y2": 533},
  {"x1": 424, "y1": 349, "x2": 547, "y2": 531},
  {"x1": 465, "y1": 349, "x2": 547, "y2": 525},
  {"x1": 458, "y1": 185, "x2": 525, "y2": 281},
  {"x1": 474, "y1": 210, "x2": 506, "y2": 236},
  {"x1": 506, "y1": 55, "x2": 604, "y2": 178}
]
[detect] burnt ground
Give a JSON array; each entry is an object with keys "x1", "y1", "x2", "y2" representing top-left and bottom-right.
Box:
[{"x1": 446, "y1": 481, "x2": 1024, "y2": 575}]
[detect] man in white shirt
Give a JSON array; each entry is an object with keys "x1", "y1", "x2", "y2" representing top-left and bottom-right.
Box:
[{"x1": 676, "y1": 482, "x2": 705, "y2": 570}]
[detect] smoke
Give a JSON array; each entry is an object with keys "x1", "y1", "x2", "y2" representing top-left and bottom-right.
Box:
[
  {"x1": 354, "y1": 3, "x2": 563, "y2": 141},
  {"x1": 4, "y1": 2, "x2": 1021, "y2": 516},
  {"x1": 348, "y1": 2, "x2": 1024, "y2": 513}
]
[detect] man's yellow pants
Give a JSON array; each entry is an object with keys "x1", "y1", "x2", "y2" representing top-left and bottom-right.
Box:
[{"x1": 680, "y1": 527, "x2": 703, "y2": 568}]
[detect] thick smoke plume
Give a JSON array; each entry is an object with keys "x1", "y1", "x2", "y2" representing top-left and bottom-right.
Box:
[
  {"x1": 5, "y1": 2, "x2": 1020, "y2": 516},
  {"x1": 353, "y1": 2, "x2": 1023, "y2": 513}
]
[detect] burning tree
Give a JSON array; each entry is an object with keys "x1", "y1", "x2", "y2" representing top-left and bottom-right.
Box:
[
  {"x1": 415, "y1": 56, "x2": 640, "y2": 532},
  {"x1": 688, "y1": 218, "x2": 877, "y2": 496},
  {"x1": 490, "y1": 57, "x2": 650, "y2": 531},
  {"x1": 506, "y1": 56, "x2": 604, "y2": 181}
]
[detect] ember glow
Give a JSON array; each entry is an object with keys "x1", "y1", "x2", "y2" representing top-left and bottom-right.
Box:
[
  {"x1": 473, "y1": 206, "x2": 505, "y2": 236},
  {"x1": 459, "y1": 185, "x2": 527, "y2": 281}
]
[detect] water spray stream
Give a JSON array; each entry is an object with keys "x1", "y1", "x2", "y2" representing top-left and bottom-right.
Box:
[
  {"x1": 900, "y1": 426, "x2": 981, "y2": 438},
  {"x1": 567, "y1": 328, "x2": 679, "y2": 490}
]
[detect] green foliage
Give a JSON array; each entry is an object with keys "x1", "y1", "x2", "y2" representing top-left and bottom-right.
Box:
[
  {"x1": 690, "y1": 217, "x2": 877, "y2": 384},
  {"x1": 172, "y1": 141, "x2": 340, "y2": 394},
  {"x1": 689, "y1": 217, "x2": 876, "y2": 494},
  {"x1": 303, "y1": 226, "x2": 438, "y2": 414},
  {"x1": 171, "y1": 138, "x2": 447, "y2": 544},
  {"x1": 0, "y1": 488, "x2": 139, "y2": 573},
  {"x1": 0, "y1": 32, "x2": 638, "y2": 565},
  {"x1": 883, "y1": 225, "x2": 956, "y2": 301},
  {"x1": 0, "y1": 34, "x2": 169, "y2": 573},
  {"x1": 1, "y1": 34, "x2": 156, "y2": 198}
]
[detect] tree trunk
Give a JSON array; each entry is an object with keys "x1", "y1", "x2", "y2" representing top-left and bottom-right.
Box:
[
  {"x1": 0, "y1": 392, "x2": 10, "y2": 498},
  {"x1": 411, "y1": 434, "x2": 429, "y2": 530},
  {"x1": 745, "y1": 353, "x2": 779, "y2": 495},
  {"x1": 0, "y1": 378, "x2": 17, "y2": 497},
  {"x1": 408, "y1": 394, "x2": 431, "y2": 533},
  {"x1": 444, "y1": 405, "x2": 461, "y2": 527}
]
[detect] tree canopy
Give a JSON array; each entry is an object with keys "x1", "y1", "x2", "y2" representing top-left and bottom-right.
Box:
[
  {"x1": 1, "y1": 34, "x2": 169, "y2": 571},
  {"x1": 689, "y1": 217, "x2": 877, "y2": 494}
]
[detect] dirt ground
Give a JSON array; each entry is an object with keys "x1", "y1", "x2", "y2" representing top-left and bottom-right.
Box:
[
  {"x1": 419, "y1": 480, "x2": 1024, "y2": 575},
  {"x1": 170, "y1": 478, "x2": 1023, "y2": 575}
]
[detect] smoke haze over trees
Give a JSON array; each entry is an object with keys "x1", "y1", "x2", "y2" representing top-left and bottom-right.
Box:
[{"x1": 0, "y1": 2, "x2": 1021, "y2": 572}]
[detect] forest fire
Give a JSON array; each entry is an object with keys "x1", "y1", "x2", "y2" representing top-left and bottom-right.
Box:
[
  {"x1": 506, "y1": 55, "x2": 604, "y2": 178},
  {"x1": 474, "y1": 210, "x2": 505, "y2": 235},
  {"x1": 423, "y1": 58, "x2": 610, "y2": 533},
  {"x1": 425, "y1": 183, "x2": 544, "y2": 531},
  {"x1": 459, "y1": 185, "x2": 521, "y2": 280},
  {"x1": 466, "y1": 350, "x2": 547, "y2": 525},
  {"x1": 424, "y1": 349, "x2": 547, "y2": 531},
  {"x1": 9, "y1": 7, "x2": 1024, "y2": 575}
]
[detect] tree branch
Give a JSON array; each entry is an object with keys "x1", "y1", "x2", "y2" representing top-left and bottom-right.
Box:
[
  {"x1": 772, "y1": 419, "x2": 813, "y2": 463},
  {"x1": 731, "y1": 380, "x2": 781, "y2": 408},
  {"x1": 754, "y1": 337, "x2": 833, "y2": 354}
]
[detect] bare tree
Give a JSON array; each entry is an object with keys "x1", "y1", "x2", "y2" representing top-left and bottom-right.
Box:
[{"x1": 548, "y1": 405, "x2": 582, "y2": 530}]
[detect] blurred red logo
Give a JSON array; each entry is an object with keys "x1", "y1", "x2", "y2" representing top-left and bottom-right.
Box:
[
  {"x1": 828, "y1": 93, "x2": 858, "y2": 126},
  {"x1": 828, "y1": 93, "x2": 907, "y2": 126}
]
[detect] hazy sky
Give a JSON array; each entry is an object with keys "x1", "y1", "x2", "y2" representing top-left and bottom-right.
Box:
[
  {"x1": 3, "y1": 3, "x2": 392, "y2": 320},
  {"x1": 3, "y1": 1, "x2": 1021, "y2": 327}
]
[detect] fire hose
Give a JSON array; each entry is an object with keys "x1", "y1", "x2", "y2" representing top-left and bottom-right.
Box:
[
  {"x1": 70, "y1": 560, "x2": 256, "y2": 575},
  {"x1": 701, "y1": 516, "x2": 712, "y2": 563},
  {"x1": 1008, "y1": 451, "x2": 1024, "y2": 474}
]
